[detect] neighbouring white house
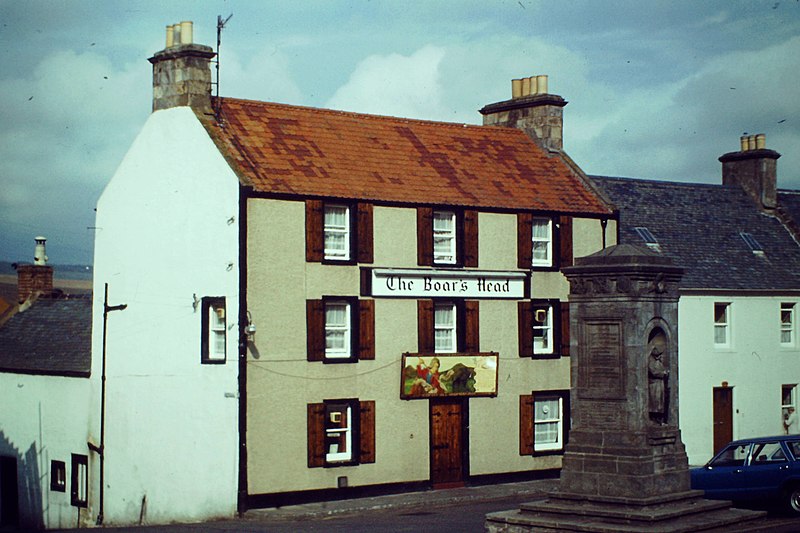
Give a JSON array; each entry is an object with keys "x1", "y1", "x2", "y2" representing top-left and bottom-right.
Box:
[
  {"x1": 592, "y1": 136, "x2": 800, "y2": 465},
  {"x1": 0, "y1": 242, "x2": 94, "y2": 530}
]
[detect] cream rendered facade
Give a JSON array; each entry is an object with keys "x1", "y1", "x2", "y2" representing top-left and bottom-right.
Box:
[
  {"x1": 90, "y1": 106, "x2": 241, "y2": 525},
  {"x1": 245, "y1": 199, "x2": 616, "y2": 496},
  {"x1": 678, "y1": 293, "x2": 800, "y2": 465}
]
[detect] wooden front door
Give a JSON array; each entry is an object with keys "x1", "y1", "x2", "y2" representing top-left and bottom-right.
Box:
[
  {"x1": 430, "y1": 398, "x2": 467, "y2": 488},
  {"x1": 713, "y1": 387, "x2": 733, "y2": 455}
]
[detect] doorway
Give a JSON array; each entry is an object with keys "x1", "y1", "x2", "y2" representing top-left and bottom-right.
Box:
[
  {"x1": 0, "y1": 455, "x2": 19, "y2": 527},
  {"x1": 713, "y1": 387, "x2": 733, "y2": 456},
  {"x1": 429, "y1": 398, "x2": 468, "y2": 488}
]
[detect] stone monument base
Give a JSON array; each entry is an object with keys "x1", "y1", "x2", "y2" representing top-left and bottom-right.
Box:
[{"x1": 485, "y1": 490, "x2": 766, "y2": 533}]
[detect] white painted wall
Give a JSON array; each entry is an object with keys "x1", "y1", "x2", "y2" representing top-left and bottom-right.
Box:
[
  {"x1": 0, "y1": 373, "x2": 93, "y2": 530},
  {"x1": 91, "y1": 107, "x2": 240, "y2": 525},
  {"x1": 678, "y1": 294, "x2": 800, "y2": 465}
]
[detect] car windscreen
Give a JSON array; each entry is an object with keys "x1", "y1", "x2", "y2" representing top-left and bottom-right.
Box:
[{"x1": 709, "y1": 443, "x2": 750, "y2": 467}]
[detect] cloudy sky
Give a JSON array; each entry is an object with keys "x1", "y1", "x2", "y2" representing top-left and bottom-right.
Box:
[{"x1": 1, "y1": 1, "x2": 798, "y2": 265}]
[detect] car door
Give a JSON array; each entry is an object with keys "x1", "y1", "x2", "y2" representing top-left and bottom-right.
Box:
[
  {"x1": 698, "y1": 443, "x2": 752, "y2": 500},
  {"x1": 743, "y1": 441, "x2": 792, "y2": 499}
]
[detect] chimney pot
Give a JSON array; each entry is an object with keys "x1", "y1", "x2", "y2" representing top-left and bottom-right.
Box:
[
  {"x1": 756, "y1": 133, "x2": 766, "y2": 150},
  {"x1": 180, "y1": 21, "x2": 193, "y2": 44},
  {"x1": 165, "y1": 25, "x2": 174, "y2": 48},
  {"x1": 521, "y1": 77, "x2": 532, "y2": 97},
  {"x1": 33, "y1": 236, "x2": 47, "y2": 265},
  {"x1": 747, "y1": 135, "x2": 757, "y2": 151},
  {"x1": 740, "y1": 136, "x2": 748, "y2": 151},
  {"x1": 512, "y1": 78, "x2": 523, "y2": 98},
  {"x1": 536, "y1": 75, "x2": 548, "y2": 95}
]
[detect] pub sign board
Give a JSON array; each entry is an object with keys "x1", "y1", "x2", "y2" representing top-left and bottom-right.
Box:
[
  {"x1": 401, "y1": 353, "x2": 499, "y2": 399},
  {"x1": 370, "y1": 268, "x2": 527, "y2": 299}
]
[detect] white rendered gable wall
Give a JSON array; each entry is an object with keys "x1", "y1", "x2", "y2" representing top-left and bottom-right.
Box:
[{"x1": 91, "y1": 107, "x2": 240, "y2": 525}]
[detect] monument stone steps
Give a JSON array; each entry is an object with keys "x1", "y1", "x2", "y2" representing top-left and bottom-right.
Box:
[{"x1": 486, "y1": 505, "x2": 766, "y2": 533}]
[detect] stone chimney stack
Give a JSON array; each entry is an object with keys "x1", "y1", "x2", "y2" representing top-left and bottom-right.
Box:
[
  {"x1": 17, "y1": 236, "x2": 53, "y2": 302},
  {"x1": 720, "y1": 133, "x2": 781, "y2": 212},
  {"x1": 148, "y1": 21, "x2": 216, "y2": 113},
  {"x1": 479, "y1": 74, "x2": 566, "y2": 151}
]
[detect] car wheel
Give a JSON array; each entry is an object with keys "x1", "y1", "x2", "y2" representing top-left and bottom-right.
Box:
[{"x1": 785, "y1": 485, "x2": 800, "y2": 514}]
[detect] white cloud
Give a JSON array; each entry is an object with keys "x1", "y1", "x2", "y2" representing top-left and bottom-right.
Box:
[
  {"x1": 222, "y1": 46, "x2": 303, "y2": 104},
  {"x1": 325, "y1": 46, "x2": 447, "y2": 119}
]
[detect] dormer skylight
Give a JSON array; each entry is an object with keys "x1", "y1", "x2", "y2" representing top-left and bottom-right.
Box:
[
  {"x1": 740, "y1": 232, "x2": 765, "y2": 256},
  {"x1": 634, "y1": 227, "x2": 661, "y2": 252}
]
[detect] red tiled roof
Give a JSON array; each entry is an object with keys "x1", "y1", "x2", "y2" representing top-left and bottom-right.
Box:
[{"x1": 201, "y1": 98, "x2": 611, "y2": 215}]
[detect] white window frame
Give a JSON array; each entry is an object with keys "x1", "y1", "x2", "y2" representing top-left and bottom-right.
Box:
[
  {"x1": 324, "y1": 204, "x2": 351, "y2": 261},
  {"x1": 531, "y1": 217, "x2": 553, "y2": 267},
  {"x1": 325, "y1": 300, "x2": 351, "y2": 359},
  {"x1": 209, "y1": 303, "x2": 226, "y2": 361},
  {"x1": 325, "y1": 403, "x2": 353, "y2": 463},
  {"x1": 781, "y1": 303, "x2": 796, "y2": 347},
  {"x1": 783, "y1": 384, "x2": 797, "y2": 423},
  {"x1": 434, "y1": 302, "x2": 457, "y2": 353},
  {"x1": 202, "y1": 297, "x2": 226, "y2": 363},
  {"x1": 532, "y1": 304, "x2": 554, "y2": 356},
  {"x1": 714, "y1": 302, "x2": 731, "y2": 348},
  {"x1": 433, "y1": 210, "x2": 457, "y2": 265},
  {"x1": 534, "y1": 394, "x2": 563, "y2": 452}
]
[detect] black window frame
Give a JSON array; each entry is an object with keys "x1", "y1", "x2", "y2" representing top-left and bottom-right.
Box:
[
  {"x1": 51, "y1": 459, "x2": 66, "y2": 492},
  {"x1": 201, "y1": 296, "x2": 227, "y2": 364},
  {"x1": 70, "y1": 454, "x2": 88, "y2": 508}
]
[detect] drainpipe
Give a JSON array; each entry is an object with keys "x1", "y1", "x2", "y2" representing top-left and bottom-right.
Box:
[{"x1": 93, "y1": 283, "x2": 126, "y2": 525}]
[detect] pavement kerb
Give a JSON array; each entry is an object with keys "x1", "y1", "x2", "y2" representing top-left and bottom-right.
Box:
[{"x1": 243, "y1": 479, "x2": 554, "y2": 522}]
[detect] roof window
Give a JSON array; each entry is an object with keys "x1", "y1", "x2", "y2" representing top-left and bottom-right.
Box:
[
  {"x1": 634, "y1": 227, "x2": 661, "y2": 252},
  {"x1": 740, "y1": 232, "x2": 765, "y2": 256}
]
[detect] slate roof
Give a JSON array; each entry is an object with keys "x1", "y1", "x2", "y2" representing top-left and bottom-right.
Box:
[
  {"x1": 778, "y1": 190, "x2": 800, "y2": 232},
  {"x1": 590, "y1": 176, "x2": 800, "y2": 291},
  {"x1": 0, "y1": 295, "x2": 92, "y2": 377},
  {"x1": 201, "y1": 98, "x2": 612, "y2": 216}
]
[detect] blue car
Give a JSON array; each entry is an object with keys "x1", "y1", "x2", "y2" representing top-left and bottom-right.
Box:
[{"x1": 690, "y1": 435, "x2": 800, "y2": 513}]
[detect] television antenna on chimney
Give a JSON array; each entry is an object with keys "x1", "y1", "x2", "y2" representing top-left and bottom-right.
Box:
[{"x1": 214, "y1": 13, "x2": 233, "y2": 123}]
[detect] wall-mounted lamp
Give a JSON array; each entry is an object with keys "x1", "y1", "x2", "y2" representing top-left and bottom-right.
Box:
[{"x1": 245, "y1": 311, "x2": 256, "y2": 338}]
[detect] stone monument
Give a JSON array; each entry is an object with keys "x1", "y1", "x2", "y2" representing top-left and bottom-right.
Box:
[{"x1": 486, "y1": 245, "x2": 764, "y2": 532}]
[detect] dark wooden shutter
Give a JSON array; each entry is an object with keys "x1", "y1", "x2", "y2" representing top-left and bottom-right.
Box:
[
  {"x1": 305, "y1": 200, "x2": 324, "y2": 262},
  {"x1": 306, "y1": 299, "x2": 325, "y2": 361},
  {"x1": 359, "y1": 400, "x2": 376, "y2": 464},
  {"x1": 517, "y1": 213, "x2": 532, "y2": 269},
  {"x1": 463, "y1": 210, "x2": 479, "y2": 267},
  {"x1": 519, "y1": 394, "x2": 534, "y2": 456},
  {"x1": 518, "y1": 301, "x2": 533, "y2": 357},
  {"x1": 417, "y1": 299, "x2": 435, "y2": 353},
  {"x1": 359, "y1": 299, "x2": 375, "y2": 360},
  {"x1": 465, "y1": 300, "x2": 480, "y2": 353},
  {"x1": 559, "y1": 302, "x2": 570, "y2": 357},
  {"x1": 357, "y1": 203, "x2": 374, "y2": 264},
  {"x1": 417, "y1": 207, "x2": 433, "y2": 266},
  {"x1": 559, "y1": 216, "x2": 573, "y2": 268},
  {"x1": 307, "y1": 403, "x2": 326, "y2": 467}
]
